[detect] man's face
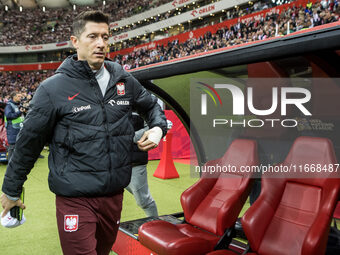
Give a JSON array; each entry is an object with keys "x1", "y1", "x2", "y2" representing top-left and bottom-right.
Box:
[
  {"x1": 71, "y1": 22, "x2": 109, "y2": 70},
  {"x1": 13, "y1": 94, "x2": 21, "y2": 103}
]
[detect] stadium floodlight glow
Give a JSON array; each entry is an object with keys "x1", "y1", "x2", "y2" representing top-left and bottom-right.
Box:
[
  {"x1": 176, "y1": 8, "x2": 178, "y2": 10},
  {"x1": 19, "y1": 6, "x2": 23, "y2": 12},
  {"x1": 5, "y1": 5, "x2": 8, "y2": 11},
  {"x1": 222, "y1": 9, "x2": 225, "y2": 12},
  {"x1": 178, "y1": 12, "x2": 181, "y2": 14},
  {"x1": 73, "y1": 4, "x2": 76, "y2": 10},
  {"x1": 42, "y1": 6, "x2": 46, "y2": 12}
]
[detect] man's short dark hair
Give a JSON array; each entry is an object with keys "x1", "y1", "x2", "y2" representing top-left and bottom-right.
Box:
[{"x1": 72, "y1": 10, "x2": 110, "y2": 37}]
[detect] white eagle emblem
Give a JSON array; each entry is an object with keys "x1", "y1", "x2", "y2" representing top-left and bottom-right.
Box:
[
  {"x1": 117, "y1": 82, "x2": 125, "y2": 95},
  {"x1": 64, "y1": 215, "x2": 79, "y2": 232}
]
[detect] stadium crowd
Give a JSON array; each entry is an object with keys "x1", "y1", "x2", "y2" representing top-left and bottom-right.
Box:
[
  {"x1": 113, "y1": 1, "x2": 339, "y2": 69},
  {"x1": 105, "y1": 0, "x2": 171, "y2": 23},
  {"x1": 0, "y1": 0, "x2": 277, "y2": 46},
  {"x1": 111, "y1": 0, "x2": 230, "y2": 36},
  {"x1": 0, "y1": 0, "x2": 172, "y2": 46},
  {"x1": 0, "y1": 71, "x2": 54, "y2": 114},
  {"x1": 1, "y1": 7, "x2": 80, "y2": 46},
  {"x1": 110, "y1": 0, "x2": 278, "y2": 50}
]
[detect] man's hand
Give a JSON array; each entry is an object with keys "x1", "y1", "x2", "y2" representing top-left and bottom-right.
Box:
[
  {"x1": 137, "y1": 126, "x2": 163, "y2": 152},
  {"x1": 137, "y1": 130, "x2": 157, "y2": 151},
  {"x1": 0, "y1": 194, "x2": 25, "y2": 218}
]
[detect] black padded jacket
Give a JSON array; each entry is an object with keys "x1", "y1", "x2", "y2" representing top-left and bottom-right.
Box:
[
  {"x1": 2, "y1": 55, "x2": 167, "y2": 197},
  {"x1": 131, "y1": 114, "x2": 148, "y2": 166}
]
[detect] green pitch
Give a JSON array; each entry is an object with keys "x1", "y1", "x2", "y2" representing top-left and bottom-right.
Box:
[{"x1": 0, "y1": 150, "x2": 200, "y2": 255}]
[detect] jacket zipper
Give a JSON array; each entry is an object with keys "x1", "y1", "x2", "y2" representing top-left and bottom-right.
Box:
[{"x1": 90, "y1": 77, "x2": 112, "y2": 175}]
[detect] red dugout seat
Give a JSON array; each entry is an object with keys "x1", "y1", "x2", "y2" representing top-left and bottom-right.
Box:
[
  {"x1": 138, "y1": 139, "x2": 259, "y2": 255},
  {"x1": 208, "y1": 136, "x2": 340, "y2": 255}
]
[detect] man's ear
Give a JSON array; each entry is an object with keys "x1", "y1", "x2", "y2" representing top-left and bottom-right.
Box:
[{"x1": 70, "y1": 35, "x2": 79, "y2": 49}]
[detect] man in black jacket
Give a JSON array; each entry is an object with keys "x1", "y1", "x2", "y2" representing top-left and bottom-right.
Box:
[
  {"x1": 0, "y1": 10, "x2": 167, "y2": 255},
  {"x1": 4, "y1": 92, "x2": 24, "y2": 161},
  {"x1": 126, "y1": 113, "x2": 158, "y2": 217}
]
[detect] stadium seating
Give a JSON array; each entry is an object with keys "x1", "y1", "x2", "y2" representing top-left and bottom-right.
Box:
[
  {"x1": 0, "y1": 0, "x2": 172, "y2": 46},
  {"x1": 114, "y1": 3, "x2": 340, "y2": 70},
  {"x1": 207, "y1": 136, "x2": 340, "y2": 255},
  {"x1": 138, "y1": 139, "x2": 259, "y2": 255}
]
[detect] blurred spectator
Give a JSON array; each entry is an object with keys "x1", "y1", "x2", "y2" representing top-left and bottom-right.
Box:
[{"x1": 4, "y1": 91, "x2": 24, "y2": 161}]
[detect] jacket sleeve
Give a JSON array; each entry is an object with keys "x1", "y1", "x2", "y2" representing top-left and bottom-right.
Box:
[
  {"x1": 133, "y1": 124, "x2": 149, "y2": 143},
  {"x1": 130, "y1": 76, "x2": 167, "y2": 138},
  {"x1": 2, "y1": 85, "x2": 56, "y2": 197},
  {"x1": 4, "y1": 104, "x2": 21, "y2": 120}
]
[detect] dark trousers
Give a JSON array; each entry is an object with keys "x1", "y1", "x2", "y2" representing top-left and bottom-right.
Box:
[{"x1": 56, "y1": 192, "x2": 123, "y2": 255}]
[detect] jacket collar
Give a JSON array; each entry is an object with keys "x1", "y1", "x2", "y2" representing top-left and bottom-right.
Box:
[{"x1": 56, "y1": 54, "x2": 125, "y2": 82}]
